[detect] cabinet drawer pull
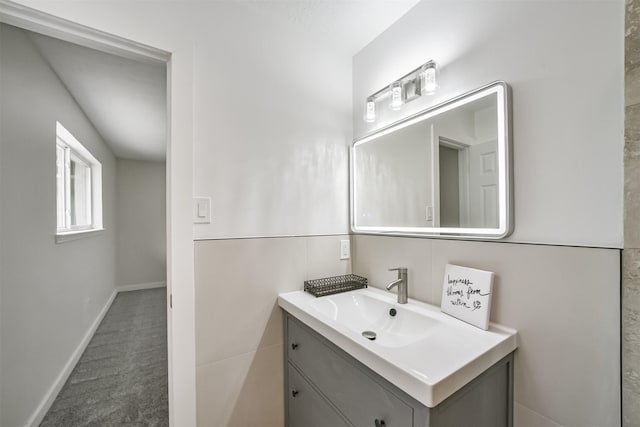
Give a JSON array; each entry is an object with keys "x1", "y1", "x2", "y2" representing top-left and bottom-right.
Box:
[
  {"x1": 291, "y1": 389, "x2": 299, "y2": 397},
  {"x1": 374, "y1": 419, "x2": 386, "y2": 427},
  {"x1": 291, "y1": 343, "x2": 299, "y2": 350}
]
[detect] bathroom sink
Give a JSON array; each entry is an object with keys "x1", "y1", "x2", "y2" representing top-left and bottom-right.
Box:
[
  {"x1": 278, "y1": 287, "x2": 517, "y2": 407},
  {"x1": 306, "y1": 291, "x2": 438, "y2": 348}
]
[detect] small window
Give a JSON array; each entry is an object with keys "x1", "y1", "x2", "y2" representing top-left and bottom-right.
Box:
[{"x1": 56, "y1": 122, "x2": 103, "y2": 237}]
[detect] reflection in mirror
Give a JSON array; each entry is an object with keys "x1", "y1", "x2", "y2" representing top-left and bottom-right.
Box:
[{"x1": 351, "y1": 82, "x2": 512, "y2": 239}]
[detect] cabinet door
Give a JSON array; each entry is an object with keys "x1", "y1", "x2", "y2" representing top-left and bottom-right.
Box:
[
  {"x1": 288, "y1": 364, "x2": 352, "y2": 427},
  {"x1": 288, "y1": 317, "x2": 414, "y2": 427}
]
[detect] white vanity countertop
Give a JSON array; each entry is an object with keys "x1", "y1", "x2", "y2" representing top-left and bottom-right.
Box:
[{"x1": 278, "y1": 287, "x2": 518, "y2": 408}]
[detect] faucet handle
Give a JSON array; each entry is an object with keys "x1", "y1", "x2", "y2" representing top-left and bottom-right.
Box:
[{"x1": 388, "y1": 267, "x2": 407, "y2": 276}]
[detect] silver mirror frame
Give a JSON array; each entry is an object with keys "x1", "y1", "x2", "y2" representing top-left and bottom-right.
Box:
[{"x1": 350, "y1": 81, "x2": 513, "y2": 239}]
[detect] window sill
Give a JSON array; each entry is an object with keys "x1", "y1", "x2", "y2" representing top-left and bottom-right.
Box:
[{"x1": 55, "y1": 228, "x2": 105, "y2": 244}]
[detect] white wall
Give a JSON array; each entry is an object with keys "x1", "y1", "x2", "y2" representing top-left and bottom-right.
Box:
[
  {"x1": 0, "y1": 23, "x2": 117, "y2": 427},
  {"x1": 353, "y1": 1, "x2": 623, "y2": 426},
  {"x1": 6, "y1": 2, "x2": 624, "y2": 427},
  {"x1": 191, "y1": 6, "x2": 352, "y2": 239},
  {"x1": 354, "y1": 0, "x2": 624, "y2": 248},
  {"x1": 5, "y1": 2, "x2": 354, "y2": 425},
  {"x1": 355, "y1": 121, "x2": 432, "y2": 227},
  {"x1": 9, "y1": 1, "x2": 352, "y2": 240},
  {"x1": 116, "y1": 159, "x2": 166, "y2": 288}
]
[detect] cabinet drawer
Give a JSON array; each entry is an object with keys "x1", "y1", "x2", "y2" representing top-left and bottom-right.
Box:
[
  {"x1": 288, "y1": 363, "x2": 352, "y2": 427},
  {"x1": 287, "y1": 317, "x2": 414, "y2": 427}
]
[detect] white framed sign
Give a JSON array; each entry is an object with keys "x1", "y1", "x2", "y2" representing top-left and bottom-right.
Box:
[{"x1": 441, "y1": 264, "x2": 494, "y2": 330}]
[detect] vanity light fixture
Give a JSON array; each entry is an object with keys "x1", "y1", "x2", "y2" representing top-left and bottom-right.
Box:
[
  {"x1": 390, "y1": 81, "x2": 403, "y2": 110},
  {"x1": 364, "y1": 96, "x2": 376, "y2": 123},
  {"x1": 363, "y1": 59, "x2": 438, "y2": 123},
  {"x1": 420, "y1": 60, "x2": 438, "y2": 95}
]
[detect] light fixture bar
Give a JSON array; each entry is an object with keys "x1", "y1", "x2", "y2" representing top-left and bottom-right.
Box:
[
  {"x1": 367, "y1": 60, "x2": 438, "y2": 101},
  {"x1": 363, "y1": 59, "x2": 438, "y2": 123}
]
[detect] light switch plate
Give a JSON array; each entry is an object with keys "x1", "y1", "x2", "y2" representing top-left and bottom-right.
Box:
[
  {"x1": 426, "y1": 206, "x2": 433, "y2": 221},
  {"x1": 193, "y1": 197, "x2": 211, "y2": 224},
  {"x1": 340, "y1": 239, "x2": 350, "y2": 260}
]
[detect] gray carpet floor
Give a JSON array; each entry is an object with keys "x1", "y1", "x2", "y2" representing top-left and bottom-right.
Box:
[{"x1": 40, "y1": 288, "x2": 169, "y2": 427}]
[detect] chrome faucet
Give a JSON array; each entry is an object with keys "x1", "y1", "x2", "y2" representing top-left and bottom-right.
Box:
[{"x1": 386, "y1": 267, "x2": 408, "y2": 304}]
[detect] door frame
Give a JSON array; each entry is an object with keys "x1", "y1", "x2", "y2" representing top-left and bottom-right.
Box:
[
  {"x1": 438, "y1": 137, "x2": 470, "y2": 226},
  {"x1": 432, "y1": 129, "x2": 471, "y2": 228},
  {"x1": 0, "y1": 1, "x2": 196, "y2": 426}
]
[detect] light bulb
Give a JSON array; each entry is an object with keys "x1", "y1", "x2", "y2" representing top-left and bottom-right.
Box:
[
  {"x1": 364, "y1": 97, "x2": 376, "y2": 123},
  {"x1": 390, "y1": 81, "x2": 403, "y2": 110},
  {"x1": 420, "y1": 61, "x2": 438, "y2": 95}
]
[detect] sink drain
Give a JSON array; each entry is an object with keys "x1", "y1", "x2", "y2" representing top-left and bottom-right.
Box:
[{"x1": 362, "y1": 330, "x2": 377, "y2": 341}]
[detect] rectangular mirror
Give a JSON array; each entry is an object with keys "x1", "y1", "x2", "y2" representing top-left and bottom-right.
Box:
[{"x1": 351, "y1": 81, "x2": 512, "y2": 239}]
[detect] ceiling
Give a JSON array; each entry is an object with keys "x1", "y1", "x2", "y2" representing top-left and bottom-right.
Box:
[
  {"x1": 24, "y1": 0, "x2": 419, "y2": 162},
  {"x1": 239, "y1": 0, "x2": 420, "y2": 57},
  {"x1": 28, "y1": 31, "x2": 168, "y2": 162}
]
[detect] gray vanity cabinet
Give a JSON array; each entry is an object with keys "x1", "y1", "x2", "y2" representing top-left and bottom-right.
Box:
[
  {"x1": 287, "y1": 364, "x2": 351, "y2": 427},
  {"x1": 283, "y1": 311, "x2": 514, "y2": 427}
]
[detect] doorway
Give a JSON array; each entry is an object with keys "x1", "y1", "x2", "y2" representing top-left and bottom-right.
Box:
[
  {"x1": 438, "y1": 137, "x2": 470, "y2": 228},
  {"x1": 437, "y1": 136, "x2": 499, "y2": 229},
  {"x1": 0, "y1": 4, "x2": 195, "y2": 425}
]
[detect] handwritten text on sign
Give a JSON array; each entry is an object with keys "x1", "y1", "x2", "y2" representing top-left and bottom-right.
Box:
[{"x1": 441, "y1": 264, "x2": 494, "y2": 330}]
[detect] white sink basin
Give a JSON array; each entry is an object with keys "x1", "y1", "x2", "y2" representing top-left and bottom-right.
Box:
[
  {"x1": 307, "y1": 291, "x2": 438, "y2": 348},
  {"x1": 278, "y1": 287, "x2": 517, "y2": 407}
]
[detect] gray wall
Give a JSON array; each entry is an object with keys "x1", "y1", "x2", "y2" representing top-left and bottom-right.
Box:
[
  {"x1": 624, "y1": 0, "x2": 640, "y2": 425},
  {"x1": 116, "y1": 159, "x2": 166, "y2": 288},
  {"x1": 0, "y1": 24, "x2": 117, "y2": 427}
]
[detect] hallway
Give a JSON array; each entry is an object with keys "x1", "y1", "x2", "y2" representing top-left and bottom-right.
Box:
[{"x1": 40, "y1": 288, "x2": 168, "y2": 426}]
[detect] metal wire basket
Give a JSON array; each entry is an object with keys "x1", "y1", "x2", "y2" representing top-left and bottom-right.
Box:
[{"x1": 304, "y1": 274, "x2": 368, "y2": 297}]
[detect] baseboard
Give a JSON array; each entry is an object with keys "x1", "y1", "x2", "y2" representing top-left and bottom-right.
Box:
[
  {"x1": 27, "y1": 288, "x2": 119, "y2": 427},
  {"x1": 118, "y1": 281, "x2": 167, "y2": 292}
]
